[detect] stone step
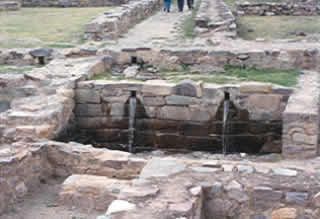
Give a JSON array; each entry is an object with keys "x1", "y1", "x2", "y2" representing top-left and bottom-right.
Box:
[{"x1": 59, "y1": 174, "x2": 130, "y2": 211}]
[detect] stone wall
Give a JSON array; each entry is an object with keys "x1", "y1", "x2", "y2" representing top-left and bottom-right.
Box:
[
  {"x1": 0, "y1": 56, "x2": 109, "y2": 144},
  {"x1": 74, "y1": 80, "x2": 292, "y2": 153},
  {"x1": 20, "y1": 0, "x2": 128, "y2": 7},
  {"x1": 100, "y1": 47, "x2": 320, "y2": 72},
  {"x1": 84, "y1": 0, "x2": 161, "y2": 40},
  {"x1": 282, "y1": 71, "x2": 320, "y2": 158},
  {"x1": 0, "y1": 1, "x2": 20, "y2": 11},
  {"x1": 236, "y1": 2, "x2": 320, "y2": 16},
  {"x1": 0, "y1": 143, "x2": 51, "y2": 214},
  {"x1": 195, "y1": 0, "x2": 236, "y2": 35},
  {"x1": 0, "y1": 141, "x2": 146, "y2": 215}
]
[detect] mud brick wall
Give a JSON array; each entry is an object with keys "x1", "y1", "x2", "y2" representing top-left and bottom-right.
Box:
[
  {"x1": 237, "y1": 2, "x2": 320, "y2": 16},
  {"x1": 74, "y1": 80, "x2": 292, "y2": 153}
]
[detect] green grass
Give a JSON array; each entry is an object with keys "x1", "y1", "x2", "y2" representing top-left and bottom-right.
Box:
[
  {"x1": 0, "y1": 65, "x2": 34, "y2": 74},
  {"x1": 224, "y1": 0, "x2": 289, "y2": 11},
  {"x1": 237, "y1": 16, "x2": 320, "y2": 40},
  {"x1": 182, "y1": 0, "x2": 201, "y2": 38},
  {"x1": 223, "y1": 65, "x2": 299, "y2": 87},
  {"x1": 0, "y1": 7, "x2": 111, "y2": 48},
  {"x1": 91, "y1": 65, "x2": 299, "y2": 87}
]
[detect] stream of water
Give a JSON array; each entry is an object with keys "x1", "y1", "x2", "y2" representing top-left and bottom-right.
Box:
[
  {"x1": 222, "y1": 99, "x2": 229, "y2": 155},
  {"x1": 128, "y1": 96, "x2": 137, "y2": 153}
]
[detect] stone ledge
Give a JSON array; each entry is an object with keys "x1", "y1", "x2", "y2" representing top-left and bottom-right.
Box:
[
  {"x1": 282, "y1": 71, "x2": 320, "y2": 158},
  {"x1": 237, "y1": 2, "x2": 320, "y2": 16},
  {"x1": 84, "y1": 0, "x2": 161, "y2": 40}
]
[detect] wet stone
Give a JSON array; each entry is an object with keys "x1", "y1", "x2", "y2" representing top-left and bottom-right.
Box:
[{"x1": 285, "y1": 192, "x2": 309, "y2": 205}]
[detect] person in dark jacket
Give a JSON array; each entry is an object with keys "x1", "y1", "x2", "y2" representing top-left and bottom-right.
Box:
[
  {"x1": 177, "y1": 0, "x2": 184, "y2": 12},
  {"x1": 187, "y1": 0, "x2": 193, "y2": 9},
  {"x1": 163, "y1": 0, "x2": 171, "y2": 12}
]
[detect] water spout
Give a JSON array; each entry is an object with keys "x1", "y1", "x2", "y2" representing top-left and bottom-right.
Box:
[
  {"x1": 222, "y1": 92, "x2": 230, "y2": 155},
  {"x1": 128, "y1": 91, "x2": 137, "y2": 153}
]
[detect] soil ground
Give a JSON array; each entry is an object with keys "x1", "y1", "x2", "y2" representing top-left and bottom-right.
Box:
[{"x1": 1, "y1": 177, "x2": 103, "y2": 219}]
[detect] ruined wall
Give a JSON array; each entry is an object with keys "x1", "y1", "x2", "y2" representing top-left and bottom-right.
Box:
[
  {"x1": 74, "y1": 80, "x2": 292, "y2": 153},
  {"x1": 0, "y1": 144, "x2": 51, "y2": 215},
  {"x1": 195, "y1": 0, "x2": 236, "y2": 35},
  {"x1": 0, "y1": 1, "x2": 20, "y2": 11},
  {"x1": 84, "y1": 0, "x2": 161, "y2": 40},
  {"x1": 237, "y1": 2, "x2": 320, "y2": 16},
  {"x1": 10, "y1": 0, "x2": 129, "y2": 7},
  {"x1": 282, "y1": 71, "x2": 320, "y2": 158}
]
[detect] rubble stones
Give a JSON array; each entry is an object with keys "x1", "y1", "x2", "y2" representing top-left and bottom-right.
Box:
[
  {"x1": 59, "y1": 174, "x2": 129, "y2": 211},
  {"x1": 271, "y1": 208, "x2": 297, "y2": 219},
  {"x1": 237, "y1": 2, "x2": 320, "y2": 16}
]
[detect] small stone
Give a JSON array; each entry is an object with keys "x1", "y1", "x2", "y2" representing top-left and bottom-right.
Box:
[
  {"x1": 124, "y1": 65, "x2": 139, "y2": 78},
  {"x1": 15, "y1": 182, "x2": 28, "y2": 198},
  {"x1": 271, "y1": 208, "x2": 297, "y2": 219},
  {"x1": 222, "y1": 164, "x2": 234, "y2": 172},
  {"x1": 255, "y1": 167, "x2": 270, "y2": 174},
  {"x1": 225, "y1": 180, "x2": 242, "y2": 191},
  {"x1": 190, "y1": 166, "x2": 220, "y2": 173},
  {"x1": 251, "y1": 216, "x2": 266, "y2": 219},
  {"x1": 272, "y1": 168, "x2": 297, "y2": 177},
  {"x1": 285, "y1": 192, "x2": 308, "y2": 205},
  {"x1": 253, "y1": 186, "x2": 283, "y2": 201},
  {"x1": 97, "y1": 216, "x2": 111, "y2": 219},
  {"x1": 106, "y1": 200, "x2": 136, "y2": 215},
  {"x1": 236, "y1": 165, "x2": 254, "y2": 174},
  {"x1": 190, "y1": 186, "x2": 201, "y2": 196},
  {"x1": 313, "y1": 192, "x2": 320, "y2": 207},
  {"x1": 227, "y1": 189, "x2": 249, "y2": 203}
]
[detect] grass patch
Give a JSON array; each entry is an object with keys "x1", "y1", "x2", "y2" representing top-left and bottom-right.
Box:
[
  {"x1": 45, "y1": 43, "x2": 76, "y2": 48},
  {"x1": 182, "y1": 0, "x2": 201, "y2": 38},
  {"x1": 223, "y1": 65, "x2": 299, "y2": 87},
  {"x1": 0, "y1": 7, "x2": 111, "y2": 48},
  {"x1": 0, "y1": 65, "x2": 34, "y2": 74},
  {"x1": 90, "y1": 65, "x2": 299, "y2": 87},
  {"x1": 224, "y1": 0, "x2": 290, "y2": 11},
  {"x1": 237, "y1": 16, "x2": 320, "y2": 40}
]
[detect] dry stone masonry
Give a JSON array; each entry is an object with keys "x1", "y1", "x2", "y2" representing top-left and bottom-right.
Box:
[
  {"x1": 75, "y1": 80, "x2": 292, "y2": 152},
  {"x1": 237, "y1": 2, "x2": 320, "y2": 16},
  {"x1": 282, "y1": 71, "x2": 320, "y2": 158},
  {"x1": 0, "y1": 1, "x2": 20, "y2": 11},
  {"x1": 21, "y1": 0, "x2": 129, "y2": 7},
  {"x1": 195, "y1": 0, "x2": 236, "y2": 35},
  {"x1": 84, "y1": 0, "x2": 161, "y2": 40}
]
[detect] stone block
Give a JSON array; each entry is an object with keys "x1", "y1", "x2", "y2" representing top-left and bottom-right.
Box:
[
  {"x1": 247, "y1": 94, "x2": 281, "y2": 111},
  {"x1": 110, "y1": 103, "x2": 126, "y2": 116},
  {"x1": 75, "y1": 89, "x2": 100, "y2": 103},
  {"x1": 240, "y1": 82, "x2": 272, "y2": 93},
  {"x1": 253, "y1": 186, "x2": 283, "y2": 201},
  {"x1": 285, "y1": 192, "x2": 309, "y2": 205},
  {"x1": 59, "y1": 174, "x2": 129, "y2": 211},
  {"x1": 172, "y1": 80, "x2": 202, "y2": 97},
  {"x1": 165, "y1": 95, "x2": 200, "y2": 105},
  {"x1": 143, "y1": 96, "x2": 165, "y2": 106},
  {"x1": 142, "y1": 84, "x2": 172, "y2": 96},
  {"x1": 158, "y1": 106, "x2": 191, "y2": 121},
  {"x1": 271, "y1": 208, "x2": 297, "y2": 219},
  {"x1": 75, "y1": 104, "x2": 104, "y2": 116}
]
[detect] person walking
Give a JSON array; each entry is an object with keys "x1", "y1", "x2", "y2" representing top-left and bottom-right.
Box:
[
  {"x1": 177, "y1": 0, "x2": 184, "y2": 12},
  {"x1": 163, "y1": 0, "x2": 171, "y2": 12},
  {"x1": 187, "y1": 0, "x2": 193, "y2": 10}
]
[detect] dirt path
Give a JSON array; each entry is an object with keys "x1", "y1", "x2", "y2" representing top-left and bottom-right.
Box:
[{"x1": 105, "y1": 6, "x2": 194, "y2": 48}]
